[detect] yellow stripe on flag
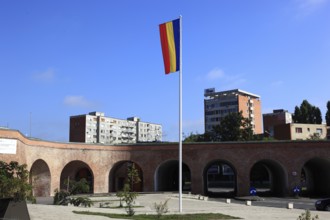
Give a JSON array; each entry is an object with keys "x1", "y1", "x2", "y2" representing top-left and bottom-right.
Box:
[{"x1": 165, "y1": 22, "x2": 177, "y2": 73}]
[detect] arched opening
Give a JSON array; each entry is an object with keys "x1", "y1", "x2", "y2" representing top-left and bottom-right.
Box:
[
  {"x1": 60, "y1": 160, "x2": 93, "y2": 193},
  {"x1": 301, "y1": 158, "x2": 330, "y2": 197},
  {"x1": 154, "y1": 160, "x2": 191, "y2": 192},
  {"x1": 250, "y1": 160, "x2": 287, "y2": 196},
  {"x1": 203, "y1": 160, "x2": 236, "y2": 197},
  {"x1": 29, "y1": 159, "x2": 51, "y2": 197},
  {"x1": 109, "y1": 161, "x2": 143, "y2": 192}
]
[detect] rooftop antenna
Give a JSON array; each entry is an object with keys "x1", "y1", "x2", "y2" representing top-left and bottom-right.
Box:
[{"x1": 29, "y1": 112, "x2": 32, "y2": 137}]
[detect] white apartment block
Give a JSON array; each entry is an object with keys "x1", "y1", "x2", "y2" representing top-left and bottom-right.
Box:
[{"x1": 70, "y1": 112, "x2": 162, "y2": 144}]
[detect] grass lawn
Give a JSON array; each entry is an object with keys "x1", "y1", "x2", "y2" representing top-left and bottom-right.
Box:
[{"x1": 73, "y1": 211, "x2": 241, "y2": 219}]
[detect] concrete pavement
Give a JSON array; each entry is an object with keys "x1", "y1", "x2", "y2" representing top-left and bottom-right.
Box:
[{"x1": 27, "y1": 193, "x2": 330, "y2": 220}]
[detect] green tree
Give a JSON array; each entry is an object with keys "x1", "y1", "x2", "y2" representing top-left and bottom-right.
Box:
[
  {"x1": 326, "y1": 101, "x2": 330, "y2": 126},
  {"x1": 183, "y1": 132, "x2": 206, "y2": 142},
  {"x1": 64, "y1": 178, "x2": 90, "y2": 195},
  {"x1": 116, "y1": 162, "x2": 141, "y2": 216},
  {"x1": 0, "y1": 161, "x2": 34, "y2": 202},
  {"x1": 293, "y1": 100, "x2": 322, "y2": 124},
  {"x1": 212, "y1": 111, "x2": 253, "y2": 141},
  {"x1": 293, "y1": 106, "x2": 302, "y2": 123},
  {"x1": 127, "y1": 163, "x2": 141, "y2": 191}
]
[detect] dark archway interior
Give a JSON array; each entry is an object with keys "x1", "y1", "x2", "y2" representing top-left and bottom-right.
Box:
[
  {"x1": 109, "y1": 161, "x2": 143, "y2": 192},
  {"x1": 250, "y1": 160, "x2": 287, "y2": 196},
  {"x1": 155, "y1": 160, "x2": 191, "y2": 192},
  {"x1": 60, "y1": 161, "x2": 93, "y2": 193},
  {"x1": 30, "y1": 159, "x2": 51, "y2": 197},
  {"x1": 301, "y1": 158, "x2": 330, "y2": 197},
  {"x1": 204, "y1": 161, "x2": 236, "y2": 197}
]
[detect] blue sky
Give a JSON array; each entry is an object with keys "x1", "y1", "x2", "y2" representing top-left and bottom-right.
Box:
[{"x1": 1, "y1": 0, "x2": 329, "y2": 142}]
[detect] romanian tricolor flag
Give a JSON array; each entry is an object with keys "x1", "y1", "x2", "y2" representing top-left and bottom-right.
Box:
[{"x1": 159, "y1": 18, "x2": 180, "y2": 74}]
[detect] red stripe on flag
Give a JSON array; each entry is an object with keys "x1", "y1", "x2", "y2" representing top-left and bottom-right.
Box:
[{"x1": 159, "y1": 23, "x2": 171, "y2": 74}]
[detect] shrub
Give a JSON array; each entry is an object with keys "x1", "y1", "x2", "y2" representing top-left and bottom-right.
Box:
[
  {"x1": 154, "y1": 199, "x2": 170, "y2": 218},
  {"x1": 53, "y1": 189, "x2": 70, "y2": 205},
  {"x1": 69, "y1": 197, "x2": 93, "y2": 207},
  {"x1": 53, "y1": 178, "x2": 93, "y2": 207},
  {"x1": 297, "y1": 210, "x2": 319, "y2": 220}
]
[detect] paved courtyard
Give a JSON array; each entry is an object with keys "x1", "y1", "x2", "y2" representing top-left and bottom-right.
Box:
[{"x1": 27, "y1": 193, "x2": 330, "y2": 220}]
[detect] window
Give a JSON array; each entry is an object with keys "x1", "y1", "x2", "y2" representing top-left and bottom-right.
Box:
[
  {"x1": 316, "y1": 128, "x2": 323, "y2": 134},
  {"x1": 295, "y1": 127, "x2": 302, "y2": 133}
]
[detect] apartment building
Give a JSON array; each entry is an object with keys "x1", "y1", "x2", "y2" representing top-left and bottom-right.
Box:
[
  {"x1": 263, "y1": 109, "x2": 293, "y2": 137},
  {"x1": 204, "y1": 88, "x2": 262, "y2": 134},
  {"x1": 274, "y1": 123, "x2": 327, "y2": 140},
  {"x1": 263, "y1": 109, "x2": 327, "y2": 140},
  {"x1": 69, "y1": 112, "x2": 162, "y2": 144}
]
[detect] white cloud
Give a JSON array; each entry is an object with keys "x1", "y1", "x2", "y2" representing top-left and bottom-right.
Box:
[
  {"x1": 63, "y1": 96, "x2": 95, "y2": 108},
  {"x1": 271, "y1": 80, "x2": 284, "y2": 87},
  {"x1": 203, "y1": 68, "x2": 247, "y2": 88},
  {"x1": 298, "y1": 0, "x2": 327, "y2": 9},
  {"x1": 206, "y1": 68, "x2": 225, "y2": 80},
  {"x1": 33, "y1": 68, "x2": 56, "y2": 82},
  {"x1": 295, "y1": 0, "x2": 328, "y2": 16}
]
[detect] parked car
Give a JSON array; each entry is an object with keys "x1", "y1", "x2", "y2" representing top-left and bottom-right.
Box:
[{"x1": 315, "y1": 198, "x2": 330, "y2": 211}]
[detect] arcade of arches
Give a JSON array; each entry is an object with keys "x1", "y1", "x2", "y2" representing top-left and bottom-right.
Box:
[
  {"x1": 28, "y1": 157, "x2": 330, "y2": 198},
  {"x1": 1, "y1": 129, "x2": 330, "y2": 198}
]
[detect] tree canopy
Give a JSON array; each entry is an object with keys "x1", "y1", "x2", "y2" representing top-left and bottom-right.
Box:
[
  {"x1": 293, "y1": 100, "x2": 322, "y2": 124},
  {"x1": 212, "y1": 111, "x2": 253, "y2": 142},
  {"x1": 183, "y1": 112, "x2": 254, "y2": 142},
  {"x1": 326, "y1": 101, "x2": 330, "y2": 126},
  {"x1": 183, "y1": 132, "x2": 208, "y2": 142},
  {"x1": 0, "y1": 161, "x2": 34, "y2": 201}
]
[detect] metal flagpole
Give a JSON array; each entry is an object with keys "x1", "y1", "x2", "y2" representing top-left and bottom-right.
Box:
[{"x1": 179, "y1": 15, "x2": 183, "y2": 213}]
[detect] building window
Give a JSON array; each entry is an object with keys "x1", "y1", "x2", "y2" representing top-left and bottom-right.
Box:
[
  {"x1": 316, "y1": 128, "x2": 323, "y2": 135},
  {"x1": 295, "y1": 127, "x2": 302, "y2": 133}
]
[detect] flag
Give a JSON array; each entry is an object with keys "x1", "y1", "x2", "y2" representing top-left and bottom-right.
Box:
[{"x1": 159, "y1": 18, "x2": 180, "y2": 74}]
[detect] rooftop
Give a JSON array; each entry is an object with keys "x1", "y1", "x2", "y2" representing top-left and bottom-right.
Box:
[{"x1": 204, "y1": 88, "x2": 260, "y2": 99}]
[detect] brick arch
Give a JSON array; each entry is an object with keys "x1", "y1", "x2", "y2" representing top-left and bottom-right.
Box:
[
  {"x1": 60, "y1": 160, "x2": 94, "y2": 193},
  {"x1": 108, "y1": 160, "x2": 144, "y2": 192},
  {"x1": 154, "y1": 159, "x2": 191, "y2": 192},
  {"x1": 249, "y1": 159, "x2": 288, "y2": 196},
  {"x1": 300, "y1": 157, "x2": 330, "y2": 197},
  {"x1": 203, "y1": 159, "x2": 237, "y2": 197},
  {"x1": 30, "y1": 159, "x2": 51, "y2": 197}
]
